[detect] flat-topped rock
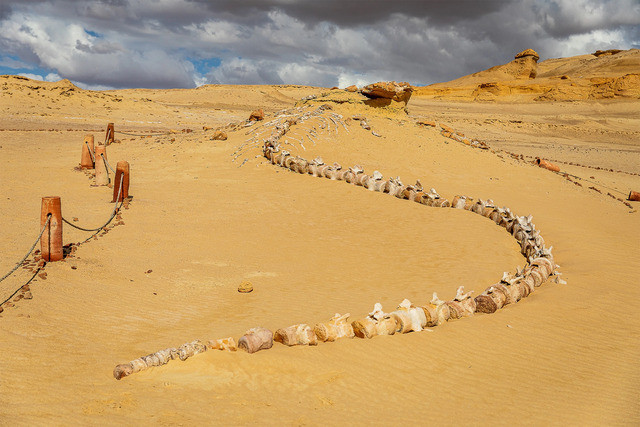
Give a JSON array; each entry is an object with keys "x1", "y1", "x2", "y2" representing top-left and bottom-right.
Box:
[
  {"x1": 515, "y1": 49, "x2": 540, "y2": 62},
  {"x1": 361, "y1": 81, "x2": 413, "y2": 102}
]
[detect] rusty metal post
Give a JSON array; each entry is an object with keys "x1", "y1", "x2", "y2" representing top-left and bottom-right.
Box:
[
  {"x1": 81, "y1": 134, "x2": 95, "y2": 169},
  {"x1": 112, "y1": 161, "x2": 130, "y2": 203},
  {"x1": 94, "y1": 145, "x2": 109, "y2": 186},
  {"x1": 40, "y1": 197, "x2": 63, "y2": 262},
  {"x1": 106, "y1": 123, "x2": 115, "y2": 145},
  {"x1": 629, "y1": 190, "x2": 640, "y2": 201}
]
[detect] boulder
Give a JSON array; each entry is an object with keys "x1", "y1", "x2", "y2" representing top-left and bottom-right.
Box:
[
  {"x1": 210, "y1": 130, "x2": 227, "y2": 141},
  {"x1": 238, "y1": 280, "x2": 253, "y2": 293},
  {"x1": 345, "y1": 85, "x2": 358, "y2": 92},
  {"x1": 249, "y1": 109, "x2": 264, "y2": 121},
  {"x1": 360, "y1": 81, "x2": 413, "y2": 113},
  {"x1": 361, "y1": 81, "x2": 413, "y2": 102}
]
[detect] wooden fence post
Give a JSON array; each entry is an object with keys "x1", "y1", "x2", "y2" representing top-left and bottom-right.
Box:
[
  {"x1": 112, "y1": 161, "x2": 130, "y2": 203},
  {"x1": 94, "y1": 145, "x2": 109, "y2": 186},
  {"x1": 40, "y1": 196, "x2": 63, "y2": 262},
  {"x1": 81, "y1": 134, "x2": 94, "y2": 169}
]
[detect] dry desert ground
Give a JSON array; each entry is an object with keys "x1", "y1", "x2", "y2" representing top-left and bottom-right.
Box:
[{"x1": 0, "y1": 49, "x2": 639, "y2": 425}]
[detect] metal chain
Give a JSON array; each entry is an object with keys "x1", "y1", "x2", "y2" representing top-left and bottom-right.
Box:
[
  {"x1": 62, "y1": 174, "x2": 124, "y2": 232},
  {"x1": 0, "y1": 215, "x2": 51, "y2": 283}
]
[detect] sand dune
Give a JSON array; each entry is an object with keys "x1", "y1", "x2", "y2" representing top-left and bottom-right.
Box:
[{"x1": 0, "y1": 51, "x2": 639, "y2": 426}]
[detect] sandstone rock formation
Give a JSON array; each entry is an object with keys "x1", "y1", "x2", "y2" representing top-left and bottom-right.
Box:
[
  {"x1": 512, "y1": 48, "x2": 540, "y2": 79},
  {"x1": 515, "y1": 48, "x2": 540, "y2": 61},
  {"x1": 415, "y1": 48, "x2": 640, "y2": 101},
  {"x1": 361, "y1": 81, "x2": 413, "y2": 112},
  {"x1": 297, "y1": 81, "x2": 413, "y2": 114},
  {"x1": 361, "y1": 81, "x2": 412, "y2": 101}
]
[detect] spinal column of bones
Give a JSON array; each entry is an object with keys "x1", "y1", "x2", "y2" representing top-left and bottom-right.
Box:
[{"x1": 113, "y1": 105, "x2": 564, "y2": 380}]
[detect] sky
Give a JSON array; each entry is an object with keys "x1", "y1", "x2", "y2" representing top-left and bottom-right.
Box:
[{"x1": 0, "y1": 0, "x2": 638, "y2": 90}]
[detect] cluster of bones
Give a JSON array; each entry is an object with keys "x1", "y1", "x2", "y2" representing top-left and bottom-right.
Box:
[{"x1": 114, "y1": 105, "x2": 565, "y2": 380}]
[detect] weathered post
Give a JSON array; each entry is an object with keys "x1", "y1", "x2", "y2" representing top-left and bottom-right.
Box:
[
  {"x1": 80, "y1": 134, "x2": 95, "y2": 169},
  {"x1": 112, "y1": 161, "x2": 130, "y2": 203},
  {"x1": 40, "y1": 197, "x2": 63, "y2": 262},
  {"x1": 94, "y1": 145, "x2": 109, "y2": 186}
]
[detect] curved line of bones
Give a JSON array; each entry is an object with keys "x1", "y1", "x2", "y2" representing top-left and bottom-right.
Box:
[{"x1": 114, "y1": 105, "x2": 565, "y2": 380}]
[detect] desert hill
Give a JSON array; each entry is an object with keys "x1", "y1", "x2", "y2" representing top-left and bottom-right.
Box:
[
  {"x1": 0, "y1": 74, "x2": 323, "y2": 131},
  {"x1": 415, "y1": 48, "x2": 640, "y2": 101}
]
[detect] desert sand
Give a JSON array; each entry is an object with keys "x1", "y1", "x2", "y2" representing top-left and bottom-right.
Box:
[{"x1": 0, "y1": 49, "x2": 639, "y2": 426}]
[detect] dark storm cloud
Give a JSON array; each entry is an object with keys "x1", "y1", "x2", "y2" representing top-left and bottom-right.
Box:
[
  {"x1": 0, "y1": 0, "x2": 638, "y2": 89},
  {"x1": 186, "y1": 0, "x2": 511, "y2": 26}
]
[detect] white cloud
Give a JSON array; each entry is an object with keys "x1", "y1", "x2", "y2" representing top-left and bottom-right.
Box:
[
  {"x1": 552, "y1": 29, "x2": 628, "y2": 58},
  {"x1": 17, "y1": 72, "x2": 44, "y2": 81},
  {"x1": 44, "y1": 72, "x2": 61, "y2": 82}
]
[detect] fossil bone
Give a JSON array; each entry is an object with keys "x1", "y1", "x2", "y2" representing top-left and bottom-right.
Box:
[
  {"x1": 474, "y1": 286, "x2": 508, "y2": 313},
  {"x1": 352, "y1": 303, "x2": 398, "y2": 339},
  {"x1": 207, "y1": 337, "x2": 238, "y2": 352},
  {"x1": 420, "y1": 292, "x2": 451, "y2": 327},
  {"x1": 238, "y1": 327, "x2": 274, "y2": 354},
  {"x1": 391, "y1": 299, "x2": 427, "y2": 333},
  {"x1": 274, "y1": 324, "x2": 318, "y2": 346},
  {"x1": 446, "y1": 286, "x2": 476, "y2": 319},
  {"x1": 314, "y1": 313, "x2": 355, "y2": 342}
]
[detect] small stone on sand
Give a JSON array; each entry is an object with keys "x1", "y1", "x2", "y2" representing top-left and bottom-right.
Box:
[{"x1": 238, "y1": 280, "x2": 253, "y2": 293}]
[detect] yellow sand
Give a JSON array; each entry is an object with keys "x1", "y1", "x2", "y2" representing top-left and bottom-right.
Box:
[{"x1": 0, "y1": 54, "x2": 639, "y2": 426}]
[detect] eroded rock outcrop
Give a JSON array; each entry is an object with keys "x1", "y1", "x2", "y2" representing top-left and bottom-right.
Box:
[
  {"x1": 361, "y1": 81, "x2": 413, "y2": 112},
  {"x1": 298, "y1": 81, "x2": 413, "y2": 114},
  {"x1": 512, "y1": 49, "x2": 540, "y2": 79}
]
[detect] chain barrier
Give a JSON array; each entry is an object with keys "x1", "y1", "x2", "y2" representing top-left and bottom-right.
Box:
[
  {"x1": 100, "y1": 153, "x2": 116, "y2": 174},
  {"x1": 0, "y1": 215, "x2": 51, "y2": 283},
  {"x1": 85, "y1": 140, "x2": 96, "y2": 163},
  {"x1": 62, "y1": 174, "x2": 124, "y2": 232},
  {"x1": 550, "y1": 170, "x2": 628, "y2": 196},
  {"x1": 1, "y1": 269, "x2": 40, "y2": 307},
  {"x1": 116, "y1": 130, "x2": 171, "y2": 137},
  {"x1": 79, "y1": 180, "x2": 125, "y2": 245}
]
